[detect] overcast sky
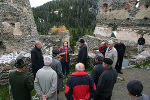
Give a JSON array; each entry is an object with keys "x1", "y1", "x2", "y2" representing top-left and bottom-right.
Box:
[{"x1": 29, "y1": 0, "x2": 52, "y2": 7}]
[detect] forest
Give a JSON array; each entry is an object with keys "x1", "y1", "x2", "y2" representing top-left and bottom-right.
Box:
[{"x1": 32, "y1": 0, "x2": 99, "y2": 50}]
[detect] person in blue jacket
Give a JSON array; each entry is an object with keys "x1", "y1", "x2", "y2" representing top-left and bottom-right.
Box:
[{"x1": 59, "y1": 41, "x2": 72, "y2": 76}]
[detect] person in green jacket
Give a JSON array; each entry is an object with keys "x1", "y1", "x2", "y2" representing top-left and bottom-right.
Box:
[{"x1": 9, "y1": 58, "x2": 34, "y2": 100}]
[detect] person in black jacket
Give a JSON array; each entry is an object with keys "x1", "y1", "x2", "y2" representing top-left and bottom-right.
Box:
[
  {"x1": 114, "y1": 40, "x2": 126, "y2": 74},
  {"x1": 95, "y1": 58, "x2": 118, "y2": 100},
  {"x1": 91, "y1": 54, "x2": 104, "y2": 86},
  {"x1": 138, "y1": 34, "x2": 145, "y2": 52},
  {"x1": 31, "y1": 41, "x2": 44, "y2": 78},
  {"x1": 78, "y1": 39, "x2": 88, "y2": 67}
]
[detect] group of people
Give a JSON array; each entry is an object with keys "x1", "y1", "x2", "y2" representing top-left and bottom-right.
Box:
[{"x1": 8, "y1": 37, "x2": 149, "y2": 100}]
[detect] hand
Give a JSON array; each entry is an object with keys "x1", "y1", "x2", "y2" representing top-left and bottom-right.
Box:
[{"x1": 42, "y1": 95, "x2": 47, "y2": 100}]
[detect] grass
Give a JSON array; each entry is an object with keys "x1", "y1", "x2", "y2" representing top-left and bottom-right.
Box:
[{"x1": 134, "y1": 62, "x2": 150, "y2": 70}]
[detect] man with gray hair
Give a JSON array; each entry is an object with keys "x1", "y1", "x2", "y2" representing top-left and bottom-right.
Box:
[
  {"x1": 65, "y1": 63, "x2": 96, "y2": 100},
  {"x1": 105, "y1": 40, "x2": 118, "y2": 68},
  {"x1": 34, "y1": 56, "x2": 57, "y2": 100},
  {"x1": 31, "y1": 41, "x2": 44, "y2": 78}
]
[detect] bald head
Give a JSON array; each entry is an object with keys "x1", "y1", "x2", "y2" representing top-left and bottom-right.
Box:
[
  {"x1": 35, "y1": 41, "x2": 42, "y2": 49},
  {"x1": 117, "y1": 40, "x2": 121, "y2": 44},
  {"x1": 101, "y1": 41, "x2": 105, "y2": 46},
  {"x1": 75, "y1": 63, "x2": 85, "y2": 72}
]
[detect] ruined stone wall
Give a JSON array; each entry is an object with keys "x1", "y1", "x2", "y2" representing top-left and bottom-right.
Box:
[{"x1": 0, "y1": 0, "x2": 39, "y2": 54}]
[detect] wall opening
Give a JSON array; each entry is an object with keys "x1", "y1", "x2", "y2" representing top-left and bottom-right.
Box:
[
  {"x1": 0, "y1": 41, "x2": 6, "y2": 51},
  {"x1": 103, "y1": 3, "x2": 108, "y2": 12},
  {"x1": 145, "y1": 5, "x2": 149, "y2": 8}
]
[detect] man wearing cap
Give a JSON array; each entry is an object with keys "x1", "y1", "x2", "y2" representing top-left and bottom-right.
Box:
[
  {"x1": 9, "y1": 58, "x2": 34, "y2": 100},
  {"x1": 78, "y1": 38, "x2": 88, "y2": 66},
  {"x1": 95, "y1": 58, "x2": 118, "y2": 100},
  {"x1": 91, "y1": 54, "x2": 104, "y2": 86},
  {"x1": 31, "y1": 41, "x2": 44, "y2": 78},
  {"x1": 51, "y1": 49, "x2": 64, "y2": 99},
  {"x1": 34, "y1": 56, "x2": 57, "y2": 100},
  {"x1": 127, "y1": 80, "x2": 149, "y2": 100}
]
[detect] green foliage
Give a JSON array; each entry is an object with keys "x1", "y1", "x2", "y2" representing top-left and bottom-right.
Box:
[
  {"x1": 32, "y1": 0, "x2": 98, "y2": 50},
  {"x1": 134, "y1": 62, "x2": 150, "y2": 70},
  {"x1": 0, "y1": 85, "x2": 9, "y2": 100}
]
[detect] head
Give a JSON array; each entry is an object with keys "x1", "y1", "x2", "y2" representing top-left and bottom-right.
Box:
[
  {"x1": 101, "y1": 41, "x2": 105, "y2": 47},
  {"x1": 93, "y1": 47, "x2": 98, "y2": 54},
  {"x1": 44, "y1": 56, "x2": 52, "y2": 66},
  {"x1": 63, "y1": 41, "x2": 68, "y2": 47},
  {"x1": 35, "y1": 41, "x2": 42, "y2": 49},
  {"x1": 79, "y1": 39, "x2": 85, "y2": 46},
  {"x1": 127, "y1": 80, "x2": 143, "y2": 98},
  {"x1": 140, "y1": 34, "x2": 144, "y2": 38},
  {"x1": 103, "y1": 58, "x2": 113, "y2": 69},
  {"x1": 15, "y1": 59, "x2": 25, "y2": 71},
  {"x1": 52, "y1": 49, "x2": 59, "y2": 57},
  {"x1": 117, "y1": 40, "x2": 121, "y2": 45},
  {"x1": 108, "y1": 40, "x2": 114, "y2": 48},
  {"x1": 75, "y1": 63, "x2": 85, "y2": 72},
  {"x1": 95, "y1": 54, "x2": 103, "y2": 63}
]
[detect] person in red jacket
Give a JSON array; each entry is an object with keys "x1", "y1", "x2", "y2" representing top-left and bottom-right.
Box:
[
  {"x1": 65, "y1": 63, "x2": 96, "y2": 100},
  {"x1": 99, "y1": 42, "x2": 108, "y2": 58},
  {"x1": 59, "y1": 41, "x2": 72, "y2": 76}
]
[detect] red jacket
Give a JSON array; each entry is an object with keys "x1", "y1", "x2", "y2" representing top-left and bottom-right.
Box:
[
  {"x1": 65, "y1": 72, "x2": 96, "y2": 100},
  {"x1": 99, "y1": 46, "x2": 108, "y2": 57}
]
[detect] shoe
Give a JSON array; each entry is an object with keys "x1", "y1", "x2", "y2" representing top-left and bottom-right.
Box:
[{"x1": 119, "y1": 71, "x2": 123, "y2": 74}]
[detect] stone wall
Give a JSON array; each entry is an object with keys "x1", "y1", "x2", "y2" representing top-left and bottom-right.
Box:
[{"x1": 0, "y1": 0, "x2": 39, "y2": 54}]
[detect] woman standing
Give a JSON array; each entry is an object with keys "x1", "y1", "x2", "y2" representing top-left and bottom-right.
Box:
[{"x1": 59, "y1": 41, "x2": 72, "y2": 76}]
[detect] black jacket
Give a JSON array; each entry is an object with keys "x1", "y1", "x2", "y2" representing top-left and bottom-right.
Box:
[
  {"x1": 78, "y1": 44, "x2": 88, "y2": 65},
  {"x1": 31, "y1": 46, "x2": 44, "y2": 73},
  {"x1": 138, "y1": 37, "x2": 145, "y2": 45},
  {"x1": 114, "y1": 43, "x2": 126, "y2": 57},
  {"x1": 96, "y1": 68, "x2": 118, "y2": 99},
  {"x1": 91, "y1": 62, "x2": 104, "y2": 86}
]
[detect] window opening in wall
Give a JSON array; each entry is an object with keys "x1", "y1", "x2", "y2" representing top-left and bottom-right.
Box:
[
  {"x1": 144, "y1": 17, "x2": 148, "y2": 20},
  {"x1": 103, "y1": 3, "x2": 108, "y2": 12},
  {"x1": 145, "y1": 5, "x2": 149, "y2": 8}
]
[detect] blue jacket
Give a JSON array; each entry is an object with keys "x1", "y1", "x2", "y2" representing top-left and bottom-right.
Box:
[{"x1": 59, "y1": 46, "x2": 72, "y2": 62}]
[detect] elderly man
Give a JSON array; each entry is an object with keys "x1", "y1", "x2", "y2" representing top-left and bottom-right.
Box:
[
  {"x1": 51, "y1": 49, "x2": 64, "y2": 99},
  {"x1": 114, "y1": 40, "x2": 126, "y2": 74},
  {"x1": 105, "y1": 40, "x2": 118, "y2": 68},
  {"x1": 9, "y1": 58, "x2": 34, "y2": 100},
  {"x1": 127, "y1": 80, "x2": 149, "y2": 100},
  {"x1": 99, "y1": 41, "x2": 108, "y2": 57},
  {"x1": 91, "y1": 54, "x2": 104, "y2": 86},
  {"x1": 96, "y1": 58, "x2": 118, "y2": 100},
  {"x1": 65, "y1": 63, "x2": 95, "y2": 100},
  {"x1": 78, "y1": 39, "x2": 88, "y2": 66},
  {"x1": 31, "y1": 41, "x2": 44, "y2": 78},
  {"x1": 34, "y1": 56, "x2": 57, "y2": 100}
]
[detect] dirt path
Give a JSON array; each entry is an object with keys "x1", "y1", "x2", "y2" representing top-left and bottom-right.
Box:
[{"x1": 58, "y1": 68, "x2": 150, "y2": 100}]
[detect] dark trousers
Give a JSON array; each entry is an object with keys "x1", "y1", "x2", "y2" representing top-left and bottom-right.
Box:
[
  {"x1": 95, "y1": 96, "x2": 111, "y2": 100},
  {"x1": 115, "y1": 56, "x2": 124, "y2": 72},
  {"x1": 61, "y1": 61, "x2": 70, "y2": 76}
]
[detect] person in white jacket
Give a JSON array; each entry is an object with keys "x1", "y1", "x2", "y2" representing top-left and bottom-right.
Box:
[
  {"x1": 105, "y1": 40, "x2": 118, "y2": 68},
  {"x1": 34, "y1": 56, "x2": 57, "y2": 100}
]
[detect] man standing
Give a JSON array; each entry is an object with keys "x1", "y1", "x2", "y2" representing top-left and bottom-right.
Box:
[
  {"x1": 96, "y1": 58, "x2": 118, "y2": 100},
  {"x1": 91, "y1": 54, "x2": 104, "y2": 86},
  {"x1": 9, "y1": 58, "x2": 34, "y2": 100},
  {"x1": 31, "y1": 41, "x2": 44, "y2": 78},
  {"x1": 78, "y1": 38, "x2": 88, "y2": 66},
  {"x1": 138, "y1": 34, "x2": 145, "y2": 52},
  {"x1": 127, "y1": 80, "x2": 149, "y2": 100},
  {"x1": 99, "y1": 41, "x2": 108, "y2": 58},
  {"x1": 51, "y1": 49, "x2": 64, "y2": 99},
  {"x1": 105, "y1": 40, "x2": 118, "y2": 68},
  {"x1": 114, "y1": 40, "x2": 126, "y2": 74},
  {"x1": 65, "y1": 63, "x2": 95, "y2": 100},
  {"x1": 34, "y1": 56, "x2": 57, "y2": 100}
]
